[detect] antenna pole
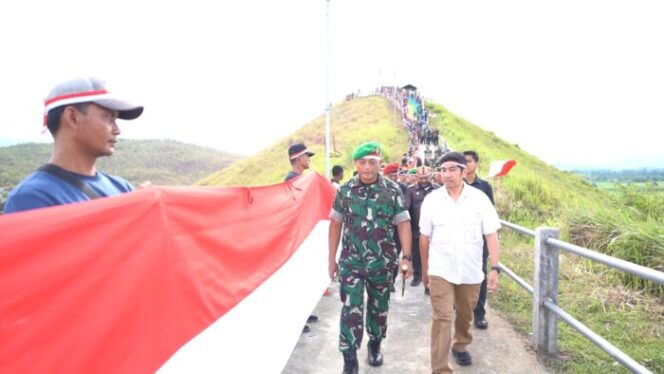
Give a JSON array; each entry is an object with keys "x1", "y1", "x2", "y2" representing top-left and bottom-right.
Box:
[{"x1": 324, "y1": 0, "x2": 331, "y2": 178}]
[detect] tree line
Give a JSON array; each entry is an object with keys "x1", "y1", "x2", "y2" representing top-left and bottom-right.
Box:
[{"x1": 573, "y1": 168, "x2": 664, "y2": 183}]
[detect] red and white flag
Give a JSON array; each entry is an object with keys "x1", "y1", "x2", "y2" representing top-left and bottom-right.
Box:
[
  {"x1": 486, "y1": 160, "x2": 517, "y2": 178},
  {"x1": 0, "y1": 173, "x2": 335, "y2": 373}
]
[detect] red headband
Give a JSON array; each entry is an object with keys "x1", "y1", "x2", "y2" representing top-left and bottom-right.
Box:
[{"x1": 43, "y1": 89, "x2": 111, "y2": 127}]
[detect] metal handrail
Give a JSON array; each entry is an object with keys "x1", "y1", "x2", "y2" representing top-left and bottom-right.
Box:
[
  {"x1": 542, "y1": 299, "x2": 651, "y2": 373},
  {"x1": 546, "y1": 237, "x2": 664, "y2": 286},
  {"x1": 499, "y1": 219, "x2": 661, "y2": 374},
  {"x1": 500, "y1": 219, "x2": 535, "y2": 237},
  {"x1": 498, "y1": 263, "x2": 533, "y2": 294}
]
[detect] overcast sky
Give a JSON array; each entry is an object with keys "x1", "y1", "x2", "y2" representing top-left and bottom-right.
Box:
[{"x1": 1, "y1": 0, "x2": 662, "y2": 169}]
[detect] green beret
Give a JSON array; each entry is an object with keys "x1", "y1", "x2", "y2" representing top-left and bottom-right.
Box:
[
  {"x1": 408, "y1": 168, "x2": 417, "y2": 174},
  {"x1": 352, "y1": 141, "x2": 382, "y2": 160}
]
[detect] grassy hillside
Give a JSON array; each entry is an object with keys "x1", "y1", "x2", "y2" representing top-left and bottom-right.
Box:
[
  {"x1": 199, "y1": 96, "x2": 407, "y2": 186},
  {"x1": 427, "y1": 102, "x2": 662, "y2": 373},
  {"x1": 200, "y1": 95, "x2": 662, "y2": 373},
  {"x1": 0, "y1": 139, "x2": 242, "y2": 189},
  {"x1": 428, "y1": 103, "x2": 603, "y2": 226}
]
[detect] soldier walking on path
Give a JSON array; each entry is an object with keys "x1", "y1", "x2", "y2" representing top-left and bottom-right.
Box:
[
  {"x1": 328, "y1": 142, "x2": 413, "y2": 374},
  {"x1": 463, "y1": 150, "x2": 496, "y2": 330},
  {"x1": 419, "y1": 152, "x2": 502, "y2": 374},
  {"x1": 404, "y1": 166, "x2": 439, "y2": 294}
]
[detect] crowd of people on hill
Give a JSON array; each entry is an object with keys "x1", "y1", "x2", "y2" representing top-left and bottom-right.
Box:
[
  {"x1": 373, "y1": 85, "x2": 450, "y2": 173},
  {"x1": 376, "y1": 85, "x2": 430, "y2": 149}
]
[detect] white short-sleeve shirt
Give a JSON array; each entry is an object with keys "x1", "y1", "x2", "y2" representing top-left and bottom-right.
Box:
[{"x1": 419, "y1": 183, "x2": 501, "y2": 285}]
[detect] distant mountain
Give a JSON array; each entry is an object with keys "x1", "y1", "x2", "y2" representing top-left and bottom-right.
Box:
[
  {"x1": 0, "y1": 139, "x2": 243, "y2": 191},
  {"x1": 571, "y1": 168, "x2": 664, "y2": 183},
  {"x1": 555, "y1": 158, "x2": 664, "y2": 171},
  {"x1": 0, "y1": 137, "x2": 28, "y2": 147}
]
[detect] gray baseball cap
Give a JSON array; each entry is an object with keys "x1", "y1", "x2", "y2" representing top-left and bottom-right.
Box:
[{"x1": 44, "y1": 77, "x2": 143, "y2": 122}]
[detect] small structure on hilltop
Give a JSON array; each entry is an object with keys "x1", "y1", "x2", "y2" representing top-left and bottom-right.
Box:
[{"x1": 402, "y1": 84, "x2": 417, "y2": 92}]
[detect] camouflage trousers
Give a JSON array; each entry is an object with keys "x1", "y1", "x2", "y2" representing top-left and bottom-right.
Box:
[{"x1": 338, "y1": 260, "x2": 392, "y2": 352}]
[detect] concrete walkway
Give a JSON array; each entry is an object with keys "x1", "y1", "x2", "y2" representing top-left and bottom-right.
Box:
[{"x1": 283, "y1": 281, "x2": 549, "y2": 374}]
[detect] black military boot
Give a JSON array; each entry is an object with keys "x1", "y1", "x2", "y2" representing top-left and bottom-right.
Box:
[
  {"x1": 367, "y1": 339, "x2": 383, "y2": 366},
  {"x1": 342, "y1": 350, "x2": 358, "y2": 374}
]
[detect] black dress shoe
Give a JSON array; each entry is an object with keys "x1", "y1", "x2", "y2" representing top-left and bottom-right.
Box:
[
  {"x1": 302, "y1": 324, "x2": 310, "y2": 333},
  {"x1": 410, "y1": 276, "x2": 422, "y2": 287},
  {"x1": 367, "y1": 339, "x2": 383, "y2": 366},
  {"x1": 424, "y1": 287, "x2": 430, "y2": 295},
  {"x1": 452, "y1": 348, "x2": 472, "y2": 366},
  {"x1": 474, "y1": 317, "x2": 488, "y2": 329},
  {"x1": 307, "y1": 315, "x2": 318, "y2": 323}
]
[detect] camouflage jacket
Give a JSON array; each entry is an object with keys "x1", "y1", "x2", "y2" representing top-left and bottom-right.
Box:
[{"x1": 330, "y1": 175, "x2": 410, "y2": 265}]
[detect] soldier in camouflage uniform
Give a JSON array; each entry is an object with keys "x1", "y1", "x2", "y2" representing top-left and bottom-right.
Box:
[{"x1": 328, "y1": 141, "x2": 413, "y2": 374}]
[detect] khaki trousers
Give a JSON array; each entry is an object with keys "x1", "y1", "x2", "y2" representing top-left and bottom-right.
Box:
[{"x1": 429, "y1": 276, "x2": 481, "y2": 374}]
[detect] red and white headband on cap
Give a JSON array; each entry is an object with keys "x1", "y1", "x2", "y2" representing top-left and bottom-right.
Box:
[
  {"x1": 360, "y1": 149, "x2": 382, "y2": 161},
  {"x1": 42, "y1": 89, "x2": 114, "y2": 128},
  {"x1": 289, "y1": 149, "x2": 311, "y2": 160}
]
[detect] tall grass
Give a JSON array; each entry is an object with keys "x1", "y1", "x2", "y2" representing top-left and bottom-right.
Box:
[
  {"x1": 567, "y1": 185, "x2": 664, "y2": 295},
  {"x1": 495, "y1": 232, "x2": 664, "y2": 373},
  {"x1": 426, "y1": 101, "x2": 663, "y2": 293}
]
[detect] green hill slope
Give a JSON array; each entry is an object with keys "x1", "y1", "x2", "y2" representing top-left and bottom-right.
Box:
[
  {"x1": 0, "y1": 139, "x2": 242, "y2": 189},
  {"x1": 428, "y1": 103, "x2": 602, "y2": 226},
  {"x1": 201, "y1": 96, "x2": 661, "y2": 275},
  {"x1": 201, "y1": 95, "x2": 602, "y2": 229},
  {"x1": 199, "y1": 96, "x2": 407, "y2": 186}
]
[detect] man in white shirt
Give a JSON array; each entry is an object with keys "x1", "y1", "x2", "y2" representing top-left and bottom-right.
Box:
[{"x1": 419, "y1": 152, "x2": 502, "y2": 373}]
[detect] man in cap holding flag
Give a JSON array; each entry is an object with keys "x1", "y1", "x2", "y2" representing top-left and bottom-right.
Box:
[
  {"x1": 328, "y1": 141, "x2": 413, "y2": 373},
  {"x1": 4, "y1": 77, "x2": 143, "y2": 214},
  {"x1": 285, "y1": 142, "x2": 315, "y2": 181}
]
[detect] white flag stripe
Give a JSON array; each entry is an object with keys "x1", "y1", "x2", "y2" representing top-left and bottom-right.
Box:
[
  {"x1": 158, "y1": 220, "x2": 331, "y2": 373},
  {"x1": 487, "y1": 160, "x2": 516, "y2": 178}
]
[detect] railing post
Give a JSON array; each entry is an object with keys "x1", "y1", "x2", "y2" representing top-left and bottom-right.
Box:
[{"x1": 532, "y1": 227, "x2": 560, "y2": 356}]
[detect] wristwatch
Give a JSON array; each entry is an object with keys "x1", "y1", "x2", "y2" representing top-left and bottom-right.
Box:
[
  {"x1": 490, "y1": 265, "x2": 501, "y2": 274},
  {"x1": 402, "y1": 255, "x2": 412, "y2": 261}
]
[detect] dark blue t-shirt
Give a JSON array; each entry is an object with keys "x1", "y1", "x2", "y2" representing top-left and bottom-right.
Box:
[
  {"x1": 3, "y1": 169, "x2": 134, "y2": 214},
  {"x1": 284, "y1": 171, "x2": 301, "y2": 182}
]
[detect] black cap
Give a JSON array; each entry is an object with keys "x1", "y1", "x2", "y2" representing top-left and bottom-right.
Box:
[{"x1": 288, "y1": 142, "x2": 315, "y2": 160}]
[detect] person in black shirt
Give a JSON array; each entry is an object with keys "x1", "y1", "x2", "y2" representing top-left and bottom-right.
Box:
[
  {"x1": 404, "y1": 166, "x2": 440, "y2": 294},
  {"x1": 463, "y1": 150, "x2": 495, "y2": 330}
]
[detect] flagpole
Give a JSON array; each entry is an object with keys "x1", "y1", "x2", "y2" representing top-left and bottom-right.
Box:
[{"x1": 324, "y1": 0, "x2": 331, "y2": 178}]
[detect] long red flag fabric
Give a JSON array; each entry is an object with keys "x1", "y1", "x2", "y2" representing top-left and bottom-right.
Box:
[{"x1": 0, "y1": 173, "x2": 335, "y2": 373}]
